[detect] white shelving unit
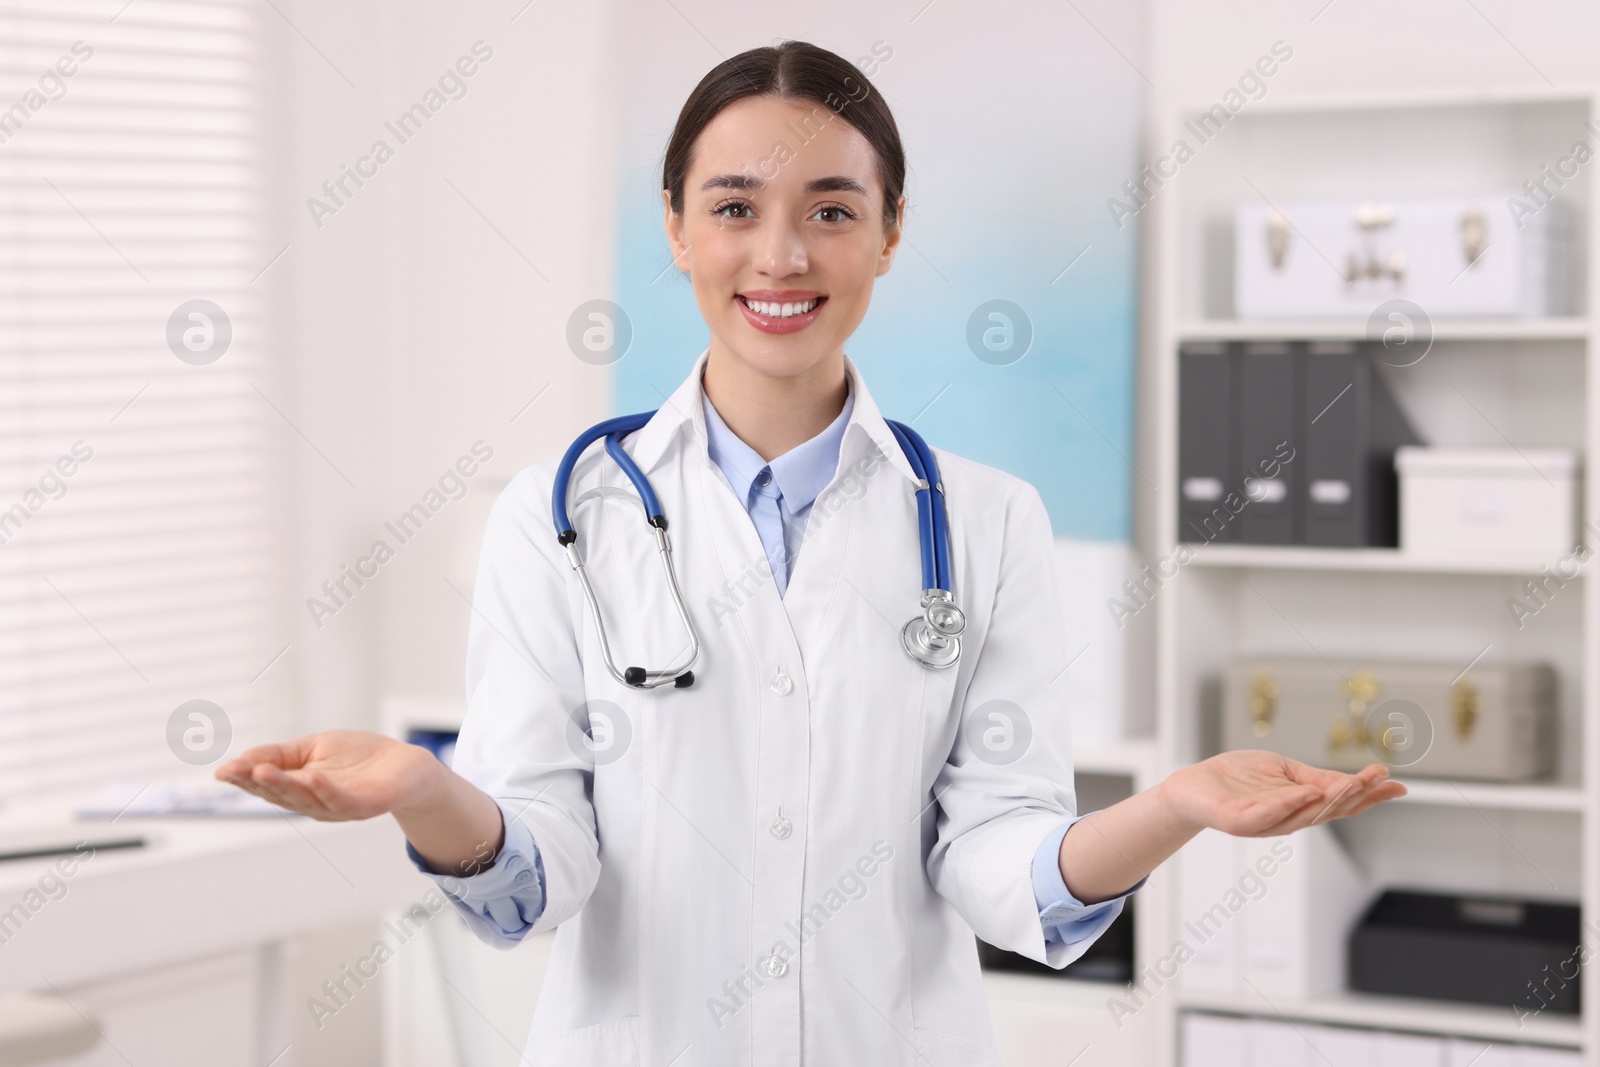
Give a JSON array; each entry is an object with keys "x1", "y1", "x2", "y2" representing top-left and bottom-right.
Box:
[
  {"x1": 1177, "y1": 318, "x2": 1591, "y2": 342},
  {"x1": 1140, "y1": 88, "x2": 1600, "y2": 1066}
]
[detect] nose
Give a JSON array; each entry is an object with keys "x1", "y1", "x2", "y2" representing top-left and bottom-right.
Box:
[{"x1": 753, "y1": 214, "x2": 808, "y2": 278}]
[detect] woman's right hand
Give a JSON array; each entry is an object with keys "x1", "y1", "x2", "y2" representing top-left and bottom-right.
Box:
[{"x1": 214, "y1": 730, "x2": 443, "y2": 822}]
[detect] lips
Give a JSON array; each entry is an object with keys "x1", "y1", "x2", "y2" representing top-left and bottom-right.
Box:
[{"x1": 736, "y1": 293, "x2": 827, "y2": 335}]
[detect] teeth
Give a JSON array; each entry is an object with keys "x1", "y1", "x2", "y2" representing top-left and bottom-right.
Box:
[{"x1": 744, "y1": 297, "x2": 818, "y2": 318}]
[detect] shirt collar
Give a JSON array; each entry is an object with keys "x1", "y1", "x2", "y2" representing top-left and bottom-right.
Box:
[
  {"x1": 702, "y1": 378, "x2": 854, "y2": 512},
  {"x1": 625, "y1": 347, "x2": 919, "y2": 487}
]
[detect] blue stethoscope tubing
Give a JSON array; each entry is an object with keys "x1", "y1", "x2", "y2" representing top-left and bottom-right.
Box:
[
  {"x1": 884, "y1": 418, "x2": 948, "y2": 594},
  {"x1": 552, "y1": 409, "x2": 964, "y2": 689}
]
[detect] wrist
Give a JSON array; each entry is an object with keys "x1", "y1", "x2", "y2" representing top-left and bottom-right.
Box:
[
  {"x1": 1151, "y1": 765, "x2": 1207, "y2": 838},
  {"x1": 391, "y1": 746, "x2": 450, "y2": 821}
]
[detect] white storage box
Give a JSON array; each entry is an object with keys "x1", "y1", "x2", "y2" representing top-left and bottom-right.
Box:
[
  {"x1": 1236, "y1": 194, "x2": 1572, "y2": 319},
  {"x1": 1397, "y1": 447, "x2": 1578, "y2": 555},
  {"x1": 1176, "y1": 824, "x2": 1370, "y2": 1000}
]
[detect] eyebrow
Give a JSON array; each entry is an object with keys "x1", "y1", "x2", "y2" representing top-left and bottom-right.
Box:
[{"x1": 699, "y1": 173, "x2": 869, "y2": 197}]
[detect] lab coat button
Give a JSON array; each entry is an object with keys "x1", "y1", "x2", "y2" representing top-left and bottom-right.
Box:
[
  {"x1": 770, "y1": 814, "x2": 792, "y2": 839},
  {"x1": 770, "y1": 672, "x2": 793, "y2": 696},
  {"x1": 762, "y1": 949, "x2": 788, "y2": 978},
  {"x1": 515, "y1": 870, "x2": 532, "y2": 884}
]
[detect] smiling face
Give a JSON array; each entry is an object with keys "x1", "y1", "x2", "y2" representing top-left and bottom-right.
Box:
[{"x1": 663, "y1": 94, "x2": 905, "y2": 383}]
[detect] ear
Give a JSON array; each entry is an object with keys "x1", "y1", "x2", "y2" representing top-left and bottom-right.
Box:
[
  {"x1": 662, "y1": 188, "x2": 689, "y2": 275},
  {"x1": 875, "y1": 194, "x2": 907, "y2": 277}
]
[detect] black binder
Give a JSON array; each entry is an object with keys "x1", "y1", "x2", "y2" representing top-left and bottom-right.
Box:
[
  {"x1": 1233, "y1": 342, "x2": 1301, "y2": 545},
  {"x1": 1302, "y1": 342, "x2": 1420, "y2": 547},
  {"x1": 1177, "y1": 339, "x2": 1420, "y2": 547},
  {"x1": 1177, "y1": 343, "x2": 1235, "y2": 543}
]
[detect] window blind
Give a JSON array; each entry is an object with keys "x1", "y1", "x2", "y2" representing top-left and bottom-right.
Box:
[{"x1": 0, "y1": 0, "x2": 285, "y2": 803}]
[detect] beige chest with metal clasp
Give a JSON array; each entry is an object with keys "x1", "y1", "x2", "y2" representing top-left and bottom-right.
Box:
[{"x1": 1222, "y1": 656, "x2": 1556, "y2": 782}]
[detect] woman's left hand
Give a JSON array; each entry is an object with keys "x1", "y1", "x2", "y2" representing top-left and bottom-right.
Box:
[{"x1": 1156, "y1": 750, "x2": 1407, "y2": 838}]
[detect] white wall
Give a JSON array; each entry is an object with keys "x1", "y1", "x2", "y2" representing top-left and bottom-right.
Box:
[{"x1": 275, "y1": 0, "x2": 619, "y2": 729}]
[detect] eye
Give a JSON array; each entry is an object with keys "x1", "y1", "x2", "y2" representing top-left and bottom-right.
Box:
[
  {"x1": 711, "y1": 199, "x2": 753, "y2": 219},
  {"x1": 812, "y1": 204, "x2": 858, "y2": 223}
]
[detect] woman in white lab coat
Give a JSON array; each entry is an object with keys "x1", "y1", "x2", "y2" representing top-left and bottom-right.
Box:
[{"x1": 217, "y1": 40, "x2": 1404, "y2": 1066}]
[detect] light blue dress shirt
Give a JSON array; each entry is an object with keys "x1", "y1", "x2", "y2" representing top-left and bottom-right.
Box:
[
  {"x1": 699, "y1": 379, "x2": 853, "y2": 597},
  {"x1": 405, "y1": 377, "x2": 1143, "y2": 951}
]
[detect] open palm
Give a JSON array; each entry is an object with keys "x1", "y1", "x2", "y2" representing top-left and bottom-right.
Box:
[
  {"x1": 1165, "y1": 750, "x2": 1407, "y2": 837},
  {"x1": 214, "y1": 730, "x2": 440, "y2": 822}
]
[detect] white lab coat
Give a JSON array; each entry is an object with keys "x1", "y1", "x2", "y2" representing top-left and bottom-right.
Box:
[{"x1": 450, "y1": 348, "x2": 1103, "y2": 1066}]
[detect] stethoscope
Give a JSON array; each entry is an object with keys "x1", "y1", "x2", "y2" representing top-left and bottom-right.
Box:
[{"x1": 551, "y1": 409, "x2": 964, "y2": 689}]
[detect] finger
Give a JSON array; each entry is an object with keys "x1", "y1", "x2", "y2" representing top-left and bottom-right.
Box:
[
  {"x1": 1245, "y1": 785, "x2": 1325, "y2": 829},
  {"x1": 1327, "y1": 764, "x2": 1386, "y2": 792},
  {"x1": 1259, "y1": 772, "x2": 1403, "y2": 835},
  {"x1": 250, "y1": 763, "x2": 329, "y2": 816},
  {"x1": 240, "y1": 770, "x2": 301, "y2": 812},
  {"x1": 1352, "y1": 763, "x2": 1391, "y2": 788},
  {"x1": 1312, "y1": 780, "x2": 1373, "y2": 824},
  {"x1": 1282, "y1": 760, "x2": 1366, "y2": 793},
  {"x1": 215, "y1": 760, "x2": 262, "y2": 790},
  {"x1": 291, "y1": 767, "x2": 357, "y2": 819},
  {"x1": 265, "y1": 764, "x2": 365, "y2": 820},
  {"x1": 1305, "y1": 764, "x2": 1386, "y2": 810},
  {"x1": 1276, "y1": 782, "x2": 1360, "y2": 831},
  {"x1": 1231, "y1": 786, "x2": 1328, "y2": 836},
  {"x1": 1311, "y1": 772, "x2": 1404, "y2": 825},
  {"x1": 221, "y1": 775, "x2": 269, "y2": 801},
  {"x1": 1341, "y1": 781, "x2": 1408, "y2": 818},
  {"x1": 213, "y1": 760, "x2": 245, "y2": 781},
  {"x1": 1283, "y1": 786, "x2": 1349, "y2": 828},
  {"x1": 1265, "y1": 793, "x2": 1357, "y2": 836},
  {"x1": 1248, "y1": 780, "x2": 1324, "y2": 825},
  {"x1": 228, "y1": 735, "x2": 321, "y2": 774}
]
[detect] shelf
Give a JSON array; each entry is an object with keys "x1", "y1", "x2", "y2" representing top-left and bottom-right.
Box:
[
  {"x1": 1391, "y1": 778, "x2": 1585, "y2": 813},
  {"x1": 1156, "y1": 85, "x2": 1600, "y2": 1067},
  {"x1": 1183, "y1": 543, "x2": 1569, "y2": 576},
  {"x1": 1170, "y1": 85, "x2": 1595, "y2": 119},
  {"x1": 1176, "y1": 318, "x2": 1589, "y2": 343},
  {"x1": 1178, "y1": 990, "x2": 1584, "y2": 1049}
]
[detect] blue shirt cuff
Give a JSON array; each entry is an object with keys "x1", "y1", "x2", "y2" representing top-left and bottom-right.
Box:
[
  {"x1": 1032, "y1": 814, "x2": 1148, "y2": 947},
  {"x1": 403, "y1": 799, "x2": 547, "y2": 936}
]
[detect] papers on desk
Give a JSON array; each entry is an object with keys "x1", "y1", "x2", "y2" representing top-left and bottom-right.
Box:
[{"x1": 74, "y1": 779, "x2": 302, "y2": 819}]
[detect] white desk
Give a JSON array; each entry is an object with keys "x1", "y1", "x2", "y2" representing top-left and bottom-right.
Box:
[{"x1": 0, "y1": 797, "x2": 434, "y2": 1066}]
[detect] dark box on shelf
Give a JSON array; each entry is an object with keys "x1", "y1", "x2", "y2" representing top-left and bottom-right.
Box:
[{"x1": 1349, "y1": 889, "x2": 1582, "y2": 1014}]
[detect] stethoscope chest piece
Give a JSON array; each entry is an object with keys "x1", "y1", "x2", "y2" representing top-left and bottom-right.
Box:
[{"x1": 902, "y1": 589, "x2": 964, "y2": 670}]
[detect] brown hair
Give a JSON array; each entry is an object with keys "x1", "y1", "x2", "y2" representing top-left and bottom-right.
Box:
[{"x1": 662, "y1": 40, "x2": 906, "y2": 228}]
